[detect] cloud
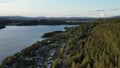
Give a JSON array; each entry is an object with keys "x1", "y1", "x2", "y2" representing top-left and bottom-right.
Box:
[
  {"x1": 88, "y1": 9, "x2": 120, "y2": 12},
  {"x1": 0, "y1": 0, "x2": 15, "y2": 3},
  {"x1": 110, "y1": 9, "x2": 120, "y2": 11},
  {"x1": 0, "y1": 1, "x2": 10, "y2": 3},
  {"x1": 88, "y1": 10, "x2": 106, "y2": 12}
]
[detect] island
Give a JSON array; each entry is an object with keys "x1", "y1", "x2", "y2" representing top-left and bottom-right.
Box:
[{"x1": 0, "y1": 18, "x2": 120, "y2": 68}]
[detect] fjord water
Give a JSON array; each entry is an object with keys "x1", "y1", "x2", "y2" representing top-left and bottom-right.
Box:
[{"x1": 0, "y1": 25, "x2": 76, "y2": 63}]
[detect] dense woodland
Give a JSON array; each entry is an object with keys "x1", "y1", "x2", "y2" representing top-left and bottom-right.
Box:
[
  {"x1": 14, "y1": 20, "x2": 84, "y2": 26},
  {"x1": 52, "y1": 18, "x2": 120, "y2": 68},
  {"x1": 0, "y1": 19, "x2": 85, "y2": 26},
  {"x1": 0, "y1": 18, "x2": 120, "y2": 68}
]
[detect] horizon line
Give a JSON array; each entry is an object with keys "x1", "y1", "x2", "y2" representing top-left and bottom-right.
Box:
[{"x1": 0, "y1": 15, "x2": 120, "y2": 18}]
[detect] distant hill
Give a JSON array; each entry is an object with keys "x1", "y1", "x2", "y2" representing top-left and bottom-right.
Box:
[
  {"x1": 0, "y1": 16, "x2": 99, "y2": 21},
  {"x1": 0, "y1": 16, "x2": 119, "y2": 26},
  {"x1": 111, "y1": 15, "x2": 120, "y2": 18},
  {"x1": 0, "y1": 16, "x2": 98, "y2": 26},
  {"x1": 0, "y1": 16, "x2": 47, "y2": 21}
]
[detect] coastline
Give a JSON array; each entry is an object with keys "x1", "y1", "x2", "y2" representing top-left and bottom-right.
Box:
[
  {"x1": 0, "y1": 25, "x2": 77, "y2": 65},
  {"x1": 0, "y1": 28, "x2": 69, "y2": 68}
]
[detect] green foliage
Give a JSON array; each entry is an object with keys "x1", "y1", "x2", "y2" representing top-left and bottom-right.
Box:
[
  {"x1": 52, "y1": 60, "x2": 61, "y2": 68},
  {"x1": 58, "y1": 18, "x2": 120, "y2": 68},
  {"x1": 87, "y1": 64, "x2": 91, "y2": 68}
]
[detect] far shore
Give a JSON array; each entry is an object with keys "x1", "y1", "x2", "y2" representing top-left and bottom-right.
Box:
[{"x1": 0, "y1": 25, "x2": 5, "y2": 29}]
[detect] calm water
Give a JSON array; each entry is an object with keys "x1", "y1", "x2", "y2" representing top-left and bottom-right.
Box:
[{"x1": 0, "y1": 25, "x2": 76, "y2": 63}]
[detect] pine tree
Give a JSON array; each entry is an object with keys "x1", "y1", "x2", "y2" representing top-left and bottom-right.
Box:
[
  {"x1": 87, "y1": 64, "x2": 91, "y2": 68},
  {"x1": 71, "y1": 62, "x2": 76, "y2": 68}
]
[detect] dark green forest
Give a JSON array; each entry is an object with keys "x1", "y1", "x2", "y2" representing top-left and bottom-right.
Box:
[
  {"x1": 0, "y1": 25, "x2": 5, "y2": 29},
  {"x1": 15, "y1": 20, "x2": 83, "y2": 26},
  {"x1": 52, "y1": 18, "x2": 120, "y2": 68}
]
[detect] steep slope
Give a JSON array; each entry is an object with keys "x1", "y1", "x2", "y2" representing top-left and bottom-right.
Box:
[{"x1": 52, "y1": 18, "x2": 120, "y2": 68}]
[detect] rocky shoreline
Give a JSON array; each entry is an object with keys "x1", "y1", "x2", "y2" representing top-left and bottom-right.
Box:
[{"x1": 0, "y1": 29, "x2": 68, "y2": 68}]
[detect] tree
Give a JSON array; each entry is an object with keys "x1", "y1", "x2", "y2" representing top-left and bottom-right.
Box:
[
  {"x1": 71, "y1": 62, "x2": 76, "y2": 68},
  {"x1": 87, "y1": 64, "x2": 91, "y2": 68}
]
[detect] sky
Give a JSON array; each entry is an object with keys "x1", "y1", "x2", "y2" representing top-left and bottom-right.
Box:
[{"x1": 0, "y1": 0, "x2": 120, "y2": 17}]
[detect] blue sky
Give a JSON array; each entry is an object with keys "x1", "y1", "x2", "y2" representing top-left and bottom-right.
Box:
[{"x1": 0, "y1": 0, "x2": 120, "y2": 17}]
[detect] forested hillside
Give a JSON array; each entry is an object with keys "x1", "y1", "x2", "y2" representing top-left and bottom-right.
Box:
[{"x1": 52, "y1": 18, "x2": 120, "y2": 68}]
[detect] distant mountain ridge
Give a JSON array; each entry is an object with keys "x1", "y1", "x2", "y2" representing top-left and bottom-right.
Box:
[
  {"x1": 0, "y1": 15, "x2": 120, "y2": 26},
  {"x1": 0, "y1": 16, "x2": 47, "y2": 21},
  {"x1": 0, "y1": 15, "x2": 120, "y2": 21},
  {"x1": 111, "y1": 15, "x2": 120, "y2": 18},
  {"x1": 0, "y1": 16, "x2": 101, "y2": 21}
]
